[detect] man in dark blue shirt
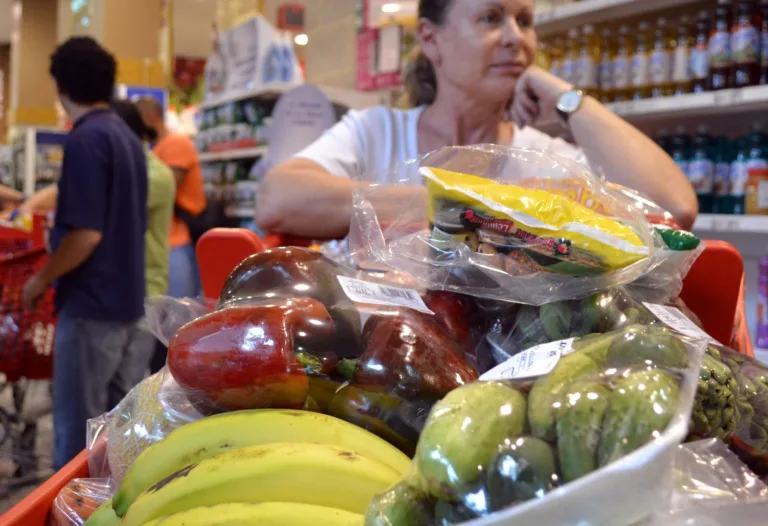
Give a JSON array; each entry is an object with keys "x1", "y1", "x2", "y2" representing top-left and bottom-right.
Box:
[{"x1": 22, "y1": 37, "x2": 151, "y2": 469}]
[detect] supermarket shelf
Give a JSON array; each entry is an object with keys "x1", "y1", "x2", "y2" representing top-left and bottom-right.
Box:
[
  {"x1": 199, "y1": 146, "x2": 267, "y2": 162},
  {"x1": 225, "y1": 205, "x2": 255, "y2": 218},
  {"x1": 536, "y1": 86, "x2": 768, "y2": 132},
  {"x1": 199, "y1": 84, "x2": 298, "y2": 110},
  {"x1": 199, "y1": 84, "x2": 385, "y2": 111},
  {"x1": 693, "y1": 214, "x2": 768, "y2": 234},
  {"x1": 535, "y1": 0, "x2": 701, "y2": 37},
  {"x1": 605, "y1": 86, "x2": 768, "y2": 122}
]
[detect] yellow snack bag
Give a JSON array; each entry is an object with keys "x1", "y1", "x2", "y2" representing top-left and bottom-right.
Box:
[{"x1": 422, "y1": 167, "x2": 649, "y2": 276}]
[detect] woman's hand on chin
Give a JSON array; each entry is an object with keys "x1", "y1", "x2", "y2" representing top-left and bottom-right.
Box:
[{"x1": 507, "y1": 66, "x2": 574, "y2": 128}]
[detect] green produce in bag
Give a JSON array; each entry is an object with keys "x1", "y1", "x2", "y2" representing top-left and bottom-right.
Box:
[{"x1": 365, "y1": 325, "x2": 701, "y2": 525}]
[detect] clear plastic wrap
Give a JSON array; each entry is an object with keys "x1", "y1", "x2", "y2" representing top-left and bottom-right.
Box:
[
  {"x1": 86, "y1": 370, "x2": 202, "y2": 484},
  {"x1": 364, "y1": 325, "x2": 704, "y2": 526},
  {"x1": 349, "y1": 145, "x2": 699, "y2": 305},
  {"x1": 644, "y1": 439, "x2": 768, "y2": 526},
  {"x1": 473, "y1": 287, "x2": 703, "y2": 371},
  {"x1": 702, "y1": 344, "x2": 768, "y2": 475},
  {"x1": 155, "y1": 247, "x2": 483, "y2": 455},
  {"x1": 51, "y1": 478, "x2": 116, "y2": 526}
]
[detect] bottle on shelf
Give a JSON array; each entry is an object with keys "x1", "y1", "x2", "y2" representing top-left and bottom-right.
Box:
[
  {"x1": 561, "y1": 28, "x2": 580, "y2": 86},
  {"x1": 613, "y1": 24, "x2": 634, "y2": 102},
  {"x1": 650, "y1": 17, "x2": 675, "y2": 98},
  {"x1": 732, "y1": 124, "x2": 768, "y2": 214},
  {"x1": 713, "y1": 137, "x2": 734, "y2": 214},
  {"x1": 631, "y1": 21, "x2": 652, "y2": 100},
  {"x1": 672, "y1": 15, "x2": 693, "y2": 95},
  {"x1": 599, "y1": 27, "x2": 615, "y2": 103},
  {"x1": 732, "y1": 0, "x2": 761, "y2": 87},
  {"x1": 670, "y1": 126, "x2": 692, "y2": 181},
  {"x1": 537, "y1": 41, "x2": 552, "y2": 71},
  {"x1": 550, "y1": 36, "x2": 565, "y2": 79},
  {"x1": 654, "y1": 128, "x2": 672, "y2": 154},
  {"x1": 689, "y1": 125, "x2": 716, "y2": 213},
  {"x1": 692, "y1": 10, "x2": 712, "y2": 93},
  {"x1": 575, "y1": 24, "x2": 600, "y2": 98},
  {"x1": 728, "y1": 136, "x2": 748, "y2": 214},
  {"x1": 760, "y1": 0, "x2": 768, "y2": 84},
  {"x1": 709, "y1": 0, "x2": 734, "y2": 90},
  {"x1": 745, "y1": 123, "x2": 768, "y2": 214}
]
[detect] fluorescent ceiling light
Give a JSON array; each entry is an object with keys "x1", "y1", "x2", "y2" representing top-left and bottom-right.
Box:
[
  {"x1": 294, "y1": 33, "x2": 308, "y2": 46},
  {"x1": 382, "y1": 3, "x2": 401, "y2": 13}
]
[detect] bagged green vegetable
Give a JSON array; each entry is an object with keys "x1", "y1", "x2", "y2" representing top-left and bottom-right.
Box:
[{"x1": 366, "y1": 325, "x2": 703, "y2": 526}]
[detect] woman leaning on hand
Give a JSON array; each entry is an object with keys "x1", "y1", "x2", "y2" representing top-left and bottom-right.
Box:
[{"x1": 256, "y1": 0, "x2": 697, "y2": 239}]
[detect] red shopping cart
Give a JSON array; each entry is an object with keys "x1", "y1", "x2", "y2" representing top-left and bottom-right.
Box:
[
  {"x1": 3, "y1": 230, "x2": 756, "y2": 526},
  {"x1": 0, "y1": 215, "x2": 57, "y2": 490}
]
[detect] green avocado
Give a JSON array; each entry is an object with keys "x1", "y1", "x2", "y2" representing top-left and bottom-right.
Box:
[
  {"x1": 556, "y1": 381, "x2": 611, "y2": 482},
  {"x1": 606, "y1": 325, "x2": 689, "y2": 369},
  {"x1": 364, "y1": 482, "x2": 434, "y2": 526},
  {"x1": 597, "y1": 369, "x2": 680, "y2": 467},
  {"x1": 528, "y1": 351, "x2": 602, "y2": 441},
  {"x1": 415, "y1": 382, "x2": 527, "y2": 500},
  {"x1": 572, "y1": 333, "x2": 616, "y2": 365},
  {"x1": 539, "y1": 302, "x2": 573, "y2": 342},
  {"x1": 485, "y1": 437, "x2": 558, "y2": 511}
]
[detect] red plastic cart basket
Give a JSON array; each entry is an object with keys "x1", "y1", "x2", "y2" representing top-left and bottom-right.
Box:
[{"x1": 3, "y1": 232, "x2": 754, "y2": 526}]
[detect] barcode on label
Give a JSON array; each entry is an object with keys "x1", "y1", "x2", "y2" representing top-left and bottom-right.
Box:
[
  {"x1": 336, "y1": 276, "x2": 434, "y2": 314},
  {"x1": 378, "y1": 286, "x2": 417, "y2": 301}
]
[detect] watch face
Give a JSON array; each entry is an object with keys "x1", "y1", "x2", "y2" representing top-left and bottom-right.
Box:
[{"x1": 558, "y1": 90, "x2": 582, "y2": 113}]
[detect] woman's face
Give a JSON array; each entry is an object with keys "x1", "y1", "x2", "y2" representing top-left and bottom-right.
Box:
[{"x1": 422, "y1": 0, "x2": 537, "y2": 104}]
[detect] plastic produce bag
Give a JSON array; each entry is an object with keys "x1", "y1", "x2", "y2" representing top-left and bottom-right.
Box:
[
  {"x1": 86, "y1": 370, "x2": 202, "y2": 483},
  {"x1": 474, "y1": 287, "x2": 705, "y2": 371},
  {"x1": 349, "y1": 145, "x2": 697, "y2": 305},
  {"x1": 155, "y1": 247, "x2": 483, "y2": 455},
  {"x1": 643, "y1": 439, "x2": 768, "y2": 526},
  {"x1": 51, "y1": 478, "x2": 116, "y2": 526},
  {"x1": 365, "y1": 325, "x2": 704, "y2": 526}
]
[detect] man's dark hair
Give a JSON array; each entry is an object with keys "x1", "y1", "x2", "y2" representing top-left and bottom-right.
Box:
[
  {"x1": 49, "y1": 37, "x2": 117, "y2": 105},
  {"x1": 110, "y1": 99, "x2": 151, "y2": 141}
]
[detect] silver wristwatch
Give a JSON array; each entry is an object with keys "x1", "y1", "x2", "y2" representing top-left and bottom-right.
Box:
[{"x1": 556, "y1": 89, "x2": 585, "y2": 125}]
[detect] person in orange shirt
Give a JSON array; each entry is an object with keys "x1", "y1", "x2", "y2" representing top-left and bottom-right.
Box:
[{"x1": 136, "y1": 97, "x2": 206, "y2": 299}]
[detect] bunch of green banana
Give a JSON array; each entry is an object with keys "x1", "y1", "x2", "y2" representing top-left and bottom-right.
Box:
[{"x1": 88, "y1": 409, "x2": 410, "y2": 526}]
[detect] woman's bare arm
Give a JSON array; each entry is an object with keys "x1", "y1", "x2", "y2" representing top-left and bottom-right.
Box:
[
  {"x1": 256, "y1": 159, "x2": 359, "y2": 239},
  {"x1": 569, "y1": 98, "x2": 698, "y2": 229},
  {"x1": 511, "y1": 68, "x2": 698, "y2": 230}
]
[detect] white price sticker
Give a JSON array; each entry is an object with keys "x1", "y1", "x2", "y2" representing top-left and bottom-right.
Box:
[
  {"x1": 642, "y1": 303, "x2": 718, "y2": 343},
  {"x1": 480, "y1": 338, "x2": 576, "y2": 381},
  {"x1": 337, "y1": 276, "x2": 434, "y2": 314}
]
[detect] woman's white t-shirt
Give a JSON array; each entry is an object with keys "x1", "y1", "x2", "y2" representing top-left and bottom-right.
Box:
[{"x1": 294, "y1": 105, "x2": 587, "y2": 181}]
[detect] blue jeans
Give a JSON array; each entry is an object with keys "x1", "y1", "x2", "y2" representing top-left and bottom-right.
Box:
[
  {"x1": 168, "y1": 243, "x2": 202, "y2": 299},
  {"x1": 52, "y1": 313, "x2": 154, "y2": 469}
]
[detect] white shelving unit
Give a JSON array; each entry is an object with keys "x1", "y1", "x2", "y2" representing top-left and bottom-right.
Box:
[
  {"x1": 535, "y1": 0, "x2": 702, "y2": 37},
  {"x1": 693, "y1": 214, "x2": 768, "y2": 234},
  {"x1": 606, "y1": 86, "x2": 768, "y2": 122},
  {"x1": 199, "y1": 84, "x2": 385, "y2": 111},
  {"x1": 199, "y1": 146, "x2": 268, "y2": 163}
]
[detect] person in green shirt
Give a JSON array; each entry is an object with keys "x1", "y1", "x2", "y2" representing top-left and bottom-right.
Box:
[{"x1": 20, "y1": 100, "x2": 176, "y2": 298}]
